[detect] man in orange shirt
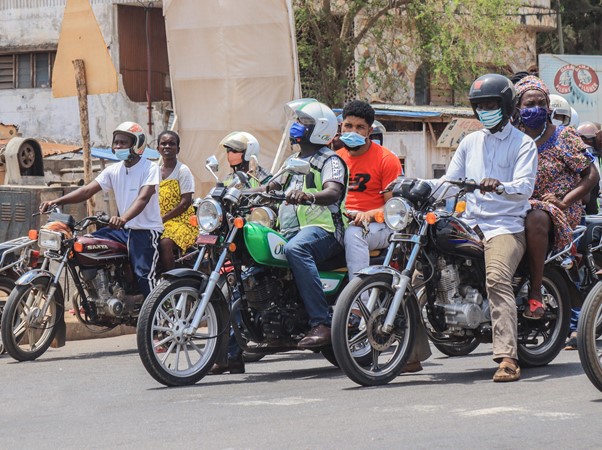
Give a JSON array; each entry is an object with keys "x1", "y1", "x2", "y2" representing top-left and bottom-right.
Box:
[{"x1": 336, "y1": 100, "x2": 402, "y2": 280}]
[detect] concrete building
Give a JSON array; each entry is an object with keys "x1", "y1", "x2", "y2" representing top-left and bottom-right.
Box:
[{"x1": 0, "y1": 0, "x2": 170, "y2": 147}]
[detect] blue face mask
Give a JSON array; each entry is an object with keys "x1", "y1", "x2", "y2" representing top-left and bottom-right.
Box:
[
  {"x1": 519, "y1": 106, "x2": 548, "y2": 130},
  {"x1": 340, "y1": 132, "x2": 367, "y2": 149},
  {"x1": 289, "y1": 122, "x2": 307, "y2": 141},
  {"x1": 114, "y1": 149, "x2": 132, "y2": 161},
  {"x1": 476, "y1": 108, "x2": 503, "y2": 129},
  {"x1": 372, "y1": 139, "x2": 381, "y2": 145}
]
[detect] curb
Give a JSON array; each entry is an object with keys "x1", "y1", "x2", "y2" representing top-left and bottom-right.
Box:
[{"x1": 65, "y1": 313, "x2": 135, "y2": 341}]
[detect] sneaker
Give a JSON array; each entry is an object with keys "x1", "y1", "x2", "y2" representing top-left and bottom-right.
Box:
[{"x1": 564, "y1": 336, "x2": 577, "y2": 351}]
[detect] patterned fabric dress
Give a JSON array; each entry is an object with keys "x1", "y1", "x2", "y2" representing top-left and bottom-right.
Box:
[
  {"x1": 159, "y1": 178, "x2": 197, "y2": 252},
  {"x1": 529, "y1": 126, "x2": 592, "y2": 251}
]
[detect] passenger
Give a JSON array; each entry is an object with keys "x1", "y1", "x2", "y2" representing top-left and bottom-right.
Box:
[
  {"x1": 513, "y1": 76, "x2": 598, "y2": 328},
  {"x1": 337, "y1": 100, "x2": 430, "y2": 373},
  {"x1": 446, "y1": 74, "x2": 538, "y2": 382},
  {"x1": 40, "y1": 122, "x2": 162, "y2": 298},
  {"x1": 156, "y1": 131, "x2": 198, "y2": 271},
  {"x1": 267, "y1": 99, "x2": 347, "y2": 349},
  {"x1": 209, "y1": 131, "x2": 272, "y2": 375}
]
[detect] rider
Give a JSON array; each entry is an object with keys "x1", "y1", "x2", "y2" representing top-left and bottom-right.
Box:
[
  {"x1": 209, "y1": 131, "x2": 272, "y2": 375},
  {"x1": 221, "y1": 131, "x2": 271, "y2": 188},
  {"x1": 445, "y1": 74, "x2": 538, "y2": 382},
  {"x1": 40, "y1": 122, "x2": 163, "y2": 298},
  {"x1": 264, "y1": 99, "x2": 347, "y2": 348}
]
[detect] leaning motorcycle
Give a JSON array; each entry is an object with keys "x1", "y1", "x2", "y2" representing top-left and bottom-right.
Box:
[
  {"x1": 0, "y1": 236, "x2": 41, "y2": 355},
  {"x1": 1, "y1": 209, "x2": 147, "y2": 361},
  {"x1": 332, "y1": 177, "x2": 572, "y2": 386},
  {"x1": 137, "y1": 157, "x2": 380, "y2": 387}
]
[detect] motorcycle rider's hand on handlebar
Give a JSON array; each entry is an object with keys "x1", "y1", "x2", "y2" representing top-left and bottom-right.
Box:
[
  {"x1": 480, "y1": 178, "x2": 505, "y2": 194},
  {"x1": 108, "y1": 216, "x2": 127, "y2": 229},
  {"x1": 39, "y1": 200, "x2": 58, "y2": 214},
  {"x1": 285, "y1": 189, "x2": 314, "y2": 205}
]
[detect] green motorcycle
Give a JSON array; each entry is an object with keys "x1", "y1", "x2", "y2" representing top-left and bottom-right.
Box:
[{"x1": 137, "y1": 157, "x2": 385, "y2": 386}]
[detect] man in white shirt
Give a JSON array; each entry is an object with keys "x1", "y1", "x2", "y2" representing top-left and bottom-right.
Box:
[
  {"x1": 40, "y1": 122, "x2": 163, "y2": 298},
  {"x1": 445, "y1": 74, "x2": 538, "y2": 382}
]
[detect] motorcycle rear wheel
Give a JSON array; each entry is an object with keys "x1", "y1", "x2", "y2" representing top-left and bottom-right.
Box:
[
  {"x1": 0, "y1": 277, "x2": 63, "y2": 361},
  {"x1": 332, "y1": 273, "x2": 417, "y2": 386},
  {"x1": 137, "y1": 277, "x2": 228, "y2": 387},
  {"x1": 577, "y1": 281, "x2": 602, "y2": 392},
  {"x1": 517, "y1": 266, "x2": 571, "y2": 367}
]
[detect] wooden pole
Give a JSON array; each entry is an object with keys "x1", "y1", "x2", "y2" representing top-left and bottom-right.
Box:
[{"x1": 73, "y1": 59, "x2": 95, "y2": 217}]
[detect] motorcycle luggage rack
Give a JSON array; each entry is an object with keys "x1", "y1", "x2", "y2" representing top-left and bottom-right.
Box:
[{"x1": 0, "y1": 236, "x2": 37, "y2": 274}]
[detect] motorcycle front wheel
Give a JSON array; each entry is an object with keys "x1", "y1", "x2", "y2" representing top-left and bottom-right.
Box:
[
  {"x1": 577, "y1": 281, "x2": 602, "y2": 392},
  {"x1": 0, "y1": 277, "x2": 64, "y2": 361},
  {"x1": 517, "y1": 266, "x2": 571, "y2": 367},
  {"x1": 137, "y1": 277, "x2": 228, "y2": 387},
  {"x1": 332, "y1": 273, "x2": 417, "y2": 386},
  {"x1": 0, "y1": 276, "x2": 17, "y2": 355}
]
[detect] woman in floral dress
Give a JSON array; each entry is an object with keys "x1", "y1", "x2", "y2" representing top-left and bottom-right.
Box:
[{"x1": 514, "y1": 76, "x2": 599, "y2": 322}]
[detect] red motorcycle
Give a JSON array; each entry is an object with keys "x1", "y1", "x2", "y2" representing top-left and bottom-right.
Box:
[{"x1": 1, "y1": 209, "x2": 150, "y2": 361}]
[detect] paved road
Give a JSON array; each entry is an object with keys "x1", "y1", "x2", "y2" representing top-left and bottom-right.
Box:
[{"x1": 1, "y1": 335, "x2": 600, "y2": 449}]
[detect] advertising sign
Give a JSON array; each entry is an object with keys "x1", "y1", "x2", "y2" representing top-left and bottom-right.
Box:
[{"x1": 539, "y1": 54, "x2": 602, "y2": 124}]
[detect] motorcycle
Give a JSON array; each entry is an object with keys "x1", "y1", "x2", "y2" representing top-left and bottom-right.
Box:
[
  {"x1": 0, "y1": 236, "x2": 41, "y2": 354},
  {"x1": 331, "y1": 177, "x2": 572, "y2": 386},
  {"x1": 136, "y1": 156, "x2": 385, "y2": 387},
  {"x1": 1, "y1": 209, "x2": 148, "y2": 361},
  {"x1": 577, "y1": 281, "x2": 602, "y2": 392}
]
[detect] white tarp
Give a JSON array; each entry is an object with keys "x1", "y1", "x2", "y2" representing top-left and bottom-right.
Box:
[
  {"x1": 539, "y1": 54, "x2": 602, "y2": 124},
  {"x1": 163, "y1": 0, "x2": 300, "y2": 195}
]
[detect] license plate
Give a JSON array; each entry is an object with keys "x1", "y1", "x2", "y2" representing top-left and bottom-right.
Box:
[{"x1": 196, "y1": 234, "x2": 218, "y2": 245}]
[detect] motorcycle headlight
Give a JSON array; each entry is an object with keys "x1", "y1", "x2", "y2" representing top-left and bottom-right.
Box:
[
  {"x1": 196, "y1": 199, "x2": 223, "y2": 233},
  {"x1": 248, "y1": 207, "x2": 277, "y2": 228},
  {"x1": 384, "y1": 197, "x2": 411, "y2": 231},
  {"x1": 38, "y1": 229, "x2": 63, "y2": 251}
]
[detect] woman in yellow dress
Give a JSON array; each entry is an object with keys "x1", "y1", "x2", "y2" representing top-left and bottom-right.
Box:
[{"x1": 157, "y1": 131, "x2": 198, "y2": 270}]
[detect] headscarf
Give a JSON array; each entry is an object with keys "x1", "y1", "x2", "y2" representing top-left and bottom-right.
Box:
[{"x1": 514, "y1": 75, "x2": 550, "y2": 106}]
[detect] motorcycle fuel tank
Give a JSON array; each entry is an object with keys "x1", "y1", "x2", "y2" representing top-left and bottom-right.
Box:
[
  {"x1": 243, "y1": 222, "x2": 289, "y2": 268},
  {"x1": 73, "y1": 235, "x2": 129, "y2": 267},
  {"x1": 432, "y1": 217, "x2": 484, "y2": 259}
]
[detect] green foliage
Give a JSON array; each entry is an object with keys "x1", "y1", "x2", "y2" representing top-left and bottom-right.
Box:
[
  {"x1": 538, "y1": 0, "x2": 602, "y2": 54},
  {"x1": 294, "y1": 0, "x2": 521, "y2": 106}
]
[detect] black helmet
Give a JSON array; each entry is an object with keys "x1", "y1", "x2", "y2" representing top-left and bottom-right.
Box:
[{"x1": 468, "y1": 74, "x2": 516, "y2": 119}]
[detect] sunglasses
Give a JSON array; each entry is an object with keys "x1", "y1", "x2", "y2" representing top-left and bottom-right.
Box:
[{"x1": 226, "y1": 147, "x2": 242, "y2": 154}]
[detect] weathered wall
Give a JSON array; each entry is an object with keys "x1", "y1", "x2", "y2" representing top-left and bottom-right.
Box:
[{"x1": 0, "y1": 0, "x2": 167, "y2": 147}]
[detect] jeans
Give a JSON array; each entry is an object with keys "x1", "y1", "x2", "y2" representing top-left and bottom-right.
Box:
[
  {"x1": 344, "y1": 222, "x2": 392, "y2": 280},
  {"x1": 285, "y1": 226, "x2": 343, "y2": 327}
]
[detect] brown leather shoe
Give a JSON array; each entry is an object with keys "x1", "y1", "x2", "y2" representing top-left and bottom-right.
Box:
[
  {"x1": 208, "y1": 358, "x2": 245, "y2": 375},
  {"x1": 298, "y1": 324, "x2": 332, "y2": 348},
  {"x1": 400, "y1": 361, "x2": 423, "y2": 373}
]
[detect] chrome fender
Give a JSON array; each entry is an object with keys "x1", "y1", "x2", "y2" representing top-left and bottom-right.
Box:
[
  {"x1": 15, "y1": 269, "x2": 54, "y2": 287},
  {"x1": 354, "y1": 265, "x2": 403, "y2": 285}
]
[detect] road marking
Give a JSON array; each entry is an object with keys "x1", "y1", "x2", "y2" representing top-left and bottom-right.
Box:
[
  {"x1": 214, "y1": 397, "x2": 323, "y2": 406},
  {"x1": 457, "y1": 407, "x2": 526, "y2": 417}
]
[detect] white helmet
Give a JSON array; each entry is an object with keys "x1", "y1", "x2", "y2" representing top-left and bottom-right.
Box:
[
  {"x1": 286, "y1": 98, "x2": 337, "y2": 145},
  {"x1": 549, "y1": 94, "x2": 571, "y2": 126},
  {"x1": 219, "y1": 131, "x2": 260, "y2": 162},
  {"x1": 113, "y1": 121, "x2": 146, "y2": 155},
  {"x1": 569, "y1": 107, "x2": 580, "y2": 128}
]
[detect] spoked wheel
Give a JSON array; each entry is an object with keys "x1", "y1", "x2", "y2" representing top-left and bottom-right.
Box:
[
  {"x1": 0, "y1": 277, "x2": 63, "y2": 361},
  {"x1": 418, "y1": 289, "x2": 480, "y2": 357},
  {"x1": 517, "y1": 266, "x2": 571, "y2": 367},
  {"x1": 0, "y1": 277, "x2": 16, "y2": 355},
  {"x1": 136, "y1": 278, "x2": 228, "y2": 387},
  {"x1": 332, "y1": 273, "x2": 417, "y2": 386},
  {"x1": 577, "y1": 281, "x2": 602, "y2": 392}
]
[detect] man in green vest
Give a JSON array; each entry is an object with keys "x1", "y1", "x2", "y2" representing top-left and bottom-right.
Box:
[{"x1": 265, "y1": 99, "x2": 347, "y2": 348}]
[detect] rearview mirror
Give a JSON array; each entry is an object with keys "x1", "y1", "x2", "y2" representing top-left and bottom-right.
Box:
[{"x1": 205, "y1": 155, "x2": 219, "y2": 182}]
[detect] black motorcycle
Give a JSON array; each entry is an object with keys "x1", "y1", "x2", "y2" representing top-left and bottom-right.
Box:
[{"x1": 331, "y1": 177, "x2": 572, "y2": 386}]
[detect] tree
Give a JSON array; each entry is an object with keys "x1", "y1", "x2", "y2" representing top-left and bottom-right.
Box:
[
  {"x1": 538, "y1": 0, "x2": 602, "y2": 55},
  {"x1": 295, "y1": 0, "x2": 521, "y2": 106}
]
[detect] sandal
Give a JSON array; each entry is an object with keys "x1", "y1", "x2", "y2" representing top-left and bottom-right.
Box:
[
  {"x1": 523, "y1": 298, "x2": 545, "y2": 320},
  {"x1": 493, "y1": 361, "x2": 521, "y2": 382}
]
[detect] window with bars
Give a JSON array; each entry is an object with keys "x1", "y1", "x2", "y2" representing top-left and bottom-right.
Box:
[{"x1": 0, "y1": 51, "x2": 55, "y2": 90}]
